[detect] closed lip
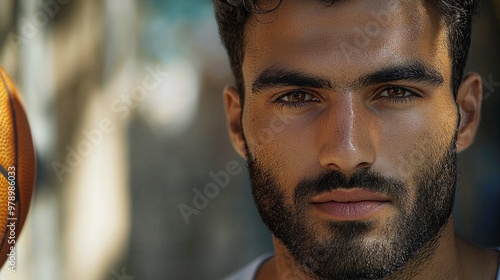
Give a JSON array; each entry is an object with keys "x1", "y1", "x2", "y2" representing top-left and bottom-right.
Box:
[{"x1": 310, "y1": 188, "x2": 391, "y2": 204}]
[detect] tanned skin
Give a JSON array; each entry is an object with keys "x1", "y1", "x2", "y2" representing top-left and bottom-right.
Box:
[{"x1": 224, "y1": 0, "x2": 500, "y2": 279}]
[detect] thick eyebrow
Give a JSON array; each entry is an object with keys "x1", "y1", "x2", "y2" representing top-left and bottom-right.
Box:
[
  {"x1": 353, "y1": 62, "x2": 444, "y2": 88},
  {"x1": 250, "y1": 62, "x2": 444, "y2": 94},
  {"x1": 251, "y1": 68, "x2": 332, "y2": 93}
]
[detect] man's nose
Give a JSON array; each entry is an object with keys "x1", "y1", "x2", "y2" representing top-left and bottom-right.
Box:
[{"x1": 318, "y1": 95, "x2": 376, "y2": 174}]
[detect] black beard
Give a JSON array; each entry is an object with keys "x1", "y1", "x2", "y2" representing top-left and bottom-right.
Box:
[{"x1": 245, "y1": 135, "x2": 457, "y2": 280}]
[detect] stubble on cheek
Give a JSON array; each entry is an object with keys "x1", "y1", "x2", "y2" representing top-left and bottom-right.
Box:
[
  {"x1": 244, "y1": 128, "x2": 305, "y2": 205},
  {"x1": 398, "y1": 124, "x2": 456, "y2": 183}
]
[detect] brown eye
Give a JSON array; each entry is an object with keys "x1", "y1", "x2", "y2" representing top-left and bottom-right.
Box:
[
  {"x1": 275, "y1": 90, "x2": 320, "y2": 109},
  {"x1": 280, "y1": 91, "x2": 317, "y2": 103},
  {"x1": 380, "y1": 87, "x2": 414, "y2": 98},
  {"x1": 287, "y1": 91, "x2": 307, "y2": 102}
]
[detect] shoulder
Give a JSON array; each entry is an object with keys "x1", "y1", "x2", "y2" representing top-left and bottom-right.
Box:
[{"x1": 222, "y1": 253, "x2": 274, "y2": 280}]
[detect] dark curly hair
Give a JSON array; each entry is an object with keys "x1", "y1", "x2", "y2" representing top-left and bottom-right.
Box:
[{"x1": 213, "y1": 0, "x2": 480, "y2": 104}]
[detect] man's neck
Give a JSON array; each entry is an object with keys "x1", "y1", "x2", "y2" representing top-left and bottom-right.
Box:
[{"x1": 256, "y1": 218, "x2": 500, "y2": 280}]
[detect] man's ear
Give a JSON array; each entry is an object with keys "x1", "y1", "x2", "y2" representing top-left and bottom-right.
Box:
[
  {"x1": 456, "y1": 72, "x2": 482, "y2": 153},
  {"x1": 224, "y1": 86, "x2": 247, "y2": 159}
]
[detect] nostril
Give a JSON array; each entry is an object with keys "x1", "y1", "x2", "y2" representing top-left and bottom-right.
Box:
[{"x1": 324, "y1": 161, "x2": 372, "y2": 175}]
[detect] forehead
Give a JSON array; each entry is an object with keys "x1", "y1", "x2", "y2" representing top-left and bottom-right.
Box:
[{"x1": 242, "y1": 0, "x2": 449, "y2": 90}]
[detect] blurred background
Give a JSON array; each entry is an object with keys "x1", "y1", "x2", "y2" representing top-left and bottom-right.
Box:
[{"x1": 0, "y1": 0, "x2": 498, "y2": 279}]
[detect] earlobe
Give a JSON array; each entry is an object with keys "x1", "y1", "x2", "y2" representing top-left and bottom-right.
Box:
[
  {"x1": 224, "y1": 86, "x2": 247, "y2": 159},
  {"x1": 456, "y1": 73, "x2": 482, "y2": 153}
]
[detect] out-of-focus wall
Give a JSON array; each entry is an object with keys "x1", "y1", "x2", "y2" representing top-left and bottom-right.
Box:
[
  {"x1": 454, "y1": 0, "x2": 500, "y2": 246},
  {"x1": 0, "y1": 1, "x2": 498, "y2": 280}
]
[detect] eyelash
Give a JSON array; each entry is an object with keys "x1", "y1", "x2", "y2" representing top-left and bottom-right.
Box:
[
  {"x1": 377, "y1": 86, "x2": 421, "y2": 103},
  {"x1": 273, "y1": 86, "x2": 420, "y2": 109},
  {"x1": 273, "y1": 90, "x2": 319, "y2": 109}
]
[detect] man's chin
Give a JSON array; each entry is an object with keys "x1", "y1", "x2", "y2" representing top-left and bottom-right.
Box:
[{"x1": 280, "y1": 235, "x2": 408, "y2": 280}]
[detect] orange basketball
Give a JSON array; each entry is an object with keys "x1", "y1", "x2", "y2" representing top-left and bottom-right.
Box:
[{"x1": 0, "y1": 67, "x2": 36, "y2": 270}]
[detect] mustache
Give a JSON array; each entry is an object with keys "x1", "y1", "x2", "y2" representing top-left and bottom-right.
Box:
[{"x1": 293, "y1": 169, "x2": 408, "y2": 205}]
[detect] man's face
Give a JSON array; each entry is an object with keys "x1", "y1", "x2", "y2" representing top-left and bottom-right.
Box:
[{"x1": 238, "y1": 0, "x2": 459, "y2": 279}]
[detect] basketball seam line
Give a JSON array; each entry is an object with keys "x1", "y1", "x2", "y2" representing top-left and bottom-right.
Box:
[
  {"x1": 0, "y1": 165, "x2": 8, "y2": 181},
  {"x1": 0, "y1": 70, "x2": 20, "y2": 254}
]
